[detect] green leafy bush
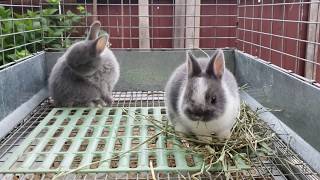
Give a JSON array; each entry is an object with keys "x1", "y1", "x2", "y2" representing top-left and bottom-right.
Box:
[
  {"x1": 0, "y1": 0, "x2": 88, "y2": 67},
  {"x1": 41, "y1": 0, "x2": 88, "y2": 49}
]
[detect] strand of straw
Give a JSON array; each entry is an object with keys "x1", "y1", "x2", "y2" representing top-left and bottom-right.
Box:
[{"x1": 195, "y1": 47, "x2": 210, "y2": 60}]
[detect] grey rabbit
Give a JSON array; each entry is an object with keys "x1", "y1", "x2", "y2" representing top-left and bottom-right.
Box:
[
  {"x1": 165, "y1": 49, "x2": 240, "y2": 141},
  {"x1": 48, "y1": 21, "x2": 120, "y2": 107}
]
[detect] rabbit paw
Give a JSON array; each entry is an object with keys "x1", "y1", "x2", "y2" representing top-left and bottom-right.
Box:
[
  {"x1": 103, "y1": 95, "x2": 113, "y2": 105},
  {"x1": 94, "y1": 99, "x2": 107, "y2": 107},
  {"x1": 217, "y1": 130, "x2": 231, "y2": 140},
  {"x1": 89, "y1": 99, "x2": 107, "y2": 107},
  {"x1": 88, "y1": 102, "x2": 96, "y2": 107},
  {"x1": 196, "y1": 135, "x2": 213, "y2": 143},
  {"x1": 62, "y1": 102, "x2": 75, "y2": 107}
]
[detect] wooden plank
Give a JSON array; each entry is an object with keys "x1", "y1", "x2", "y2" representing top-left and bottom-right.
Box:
[
  {"x1": 138, "y1": 0, "x2": 150, "y2": 49},
  {"x1": 185, "y1": 0, "x2": 201, "y2": 49},
  {"x1": 173, "y1": 0, "x2": 186, "y2": 48},
  {"x1": 92, "y1": 0, "x2": 98, "y2": 21},
  {"x1": 305, "y1": 0, "x2": 320, "y2": 80}
]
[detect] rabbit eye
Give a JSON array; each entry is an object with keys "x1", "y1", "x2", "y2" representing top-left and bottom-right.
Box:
[{"x1": 210, "y1": 96, "x2": 216, "y2": 104}]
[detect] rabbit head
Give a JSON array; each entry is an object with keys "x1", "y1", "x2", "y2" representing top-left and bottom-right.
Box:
[
  {"x1": 66, "y1": 21, "x2": 107, "y2": 76},
  {"x1": 181, "y1": 49, "x2": 227, "y2": 122}
]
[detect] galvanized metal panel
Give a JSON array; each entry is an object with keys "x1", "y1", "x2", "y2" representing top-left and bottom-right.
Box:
[
  {"x1": 0, "y1": 52, "x2": 46, "y2": 121},
  {"x1": 45, "y1": 50, "x2": 235, "y2": 91},
  {"x1": 234, "y1": 50, "x2": 320, "y2": 153},
  {"x1": 0, "y1": 89, "x2": 48, "y2": 139},
  {"x1": 241, "y1": 91, "x2": 320, "y2": 173}
]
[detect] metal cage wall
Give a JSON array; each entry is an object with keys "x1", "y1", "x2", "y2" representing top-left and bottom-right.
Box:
[{"x1": 1, "y1": 0, "x2": 320, "y2": 84}]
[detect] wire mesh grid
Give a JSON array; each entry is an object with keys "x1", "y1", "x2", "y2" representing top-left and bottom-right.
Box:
[
  {"x1": 0, "y1": 91, "x2": 319, "y2": 180},
  {"x1": 38, "y1": 0, "x2": 237, "y2": 51},
  {"x1": 38, "y1": 0, "x2": 320, "y2": 83},
  {"x1": 2, "y1": 0, "x2": 320, "y2": 83},
  {"x1": 237, "y1": 0, "x2": 320, "y2": 84},
  {"x1": 0, "y1": 0, "x2": 42, "y2": 69}
]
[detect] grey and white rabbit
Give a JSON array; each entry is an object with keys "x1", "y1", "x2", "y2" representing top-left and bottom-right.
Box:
[
  {"x1": 165, "y1": 49, "x2": 240, "y2": 141},
  {"x1": 48, "y1": 21, "x2": 120, "y2": 107}
]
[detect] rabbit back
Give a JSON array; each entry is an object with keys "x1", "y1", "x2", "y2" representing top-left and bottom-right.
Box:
[{"x1": 49, "y1": 56, "x2": 102, "y2": 107}]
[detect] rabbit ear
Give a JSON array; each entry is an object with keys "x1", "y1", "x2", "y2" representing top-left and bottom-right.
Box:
[
  {"x1": 87, "y1": 21, "x2": 101, "y2": 40},
  {"x1": 207, "y1": 49, "x2": 225, "y2": 79},
  {"x1": 93, "y1": 36, "x2": 107, "y2": 54},
  {"x1": 187, "y1": 51, "x2": 201, "y2": 77}
]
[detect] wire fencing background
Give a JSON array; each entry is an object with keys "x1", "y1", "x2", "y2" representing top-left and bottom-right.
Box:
[
  {"x1": 0, "y1": 0, "x2": 42, "y2": 69},
  {"x1": 39, "y1": 0, "x2": 237, "y2": 50},
  {"x1": 237, "y1": 0, "x2": 320, "y2": 84},
  {"x1": 1, "y1": 0, "x2": 320, "y2": 84}
]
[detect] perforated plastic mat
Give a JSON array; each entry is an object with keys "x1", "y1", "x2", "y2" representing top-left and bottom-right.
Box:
[
  {"x1": 0, "y1": 92, "x2": 319, "y2": 179},
  {"x1": 1, "y1": 107, "x2": 216, "y2": 173}
]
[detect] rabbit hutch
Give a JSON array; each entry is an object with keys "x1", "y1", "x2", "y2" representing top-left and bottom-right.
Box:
[{"x1": 0, "y1": 0, "x2": 320, "y2": 179}]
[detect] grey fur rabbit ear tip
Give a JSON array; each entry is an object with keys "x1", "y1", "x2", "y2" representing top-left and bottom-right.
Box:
[
  {"x1": 91, "y1": 20, "x2": 101, "y2": 27},
  {"x1": 104, "y1": 33, "x2": 110, "y2": 40},
  {"x1": 90, "y1": 20, "x2": 101, "y2": 29}
]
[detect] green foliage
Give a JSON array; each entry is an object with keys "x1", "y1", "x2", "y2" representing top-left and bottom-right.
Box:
[
  {"x1": 7, "y1": 49, "x2": 31, "y2": 61},
  {"x1": 40, "y1": 0, "x2": 88, "y2": 50},
  {"x1": 0, "y1": 1, "x2": 88, "y2": 67}
]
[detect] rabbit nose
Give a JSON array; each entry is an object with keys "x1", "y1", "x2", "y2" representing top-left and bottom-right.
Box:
[
  {"x1": 202, "y1": 110, "x2": 212, "y2": 116},
  {"x1": 187, "y1": 108, "x2": 204, "y2": 117},
  {"x1": 185, "y1": 107, "x2": 210, "y2": 117},
  {"x1": 193, "y1": 109, "x2": 213, "y2": 118},
  {"x1": 193, "y1": 110, "x2": 204, "y2": 117}
]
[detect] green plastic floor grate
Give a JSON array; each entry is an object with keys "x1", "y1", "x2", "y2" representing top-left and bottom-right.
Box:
[{"x1": 0, "y1": 107, "x2": 213, "y2": 173}]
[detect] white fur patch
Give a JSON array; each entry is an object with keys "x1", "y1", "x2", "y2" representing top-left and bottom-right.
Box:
[
  {"x1": 177, "y1": 81, "x2": 240, "y2": 139},
  {"x1": 191, "y1": 78, "x2": 207, "y2": 105}
]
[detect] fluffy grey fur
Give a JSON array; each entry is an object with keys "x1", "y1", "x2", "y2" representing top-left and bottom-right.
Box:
[
  {"x1": 48, "y1": 21, "x2": 119, "y2": 107},
  {"x1": 165, "y1": 49, "x2": 240, "y2": 140}
]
